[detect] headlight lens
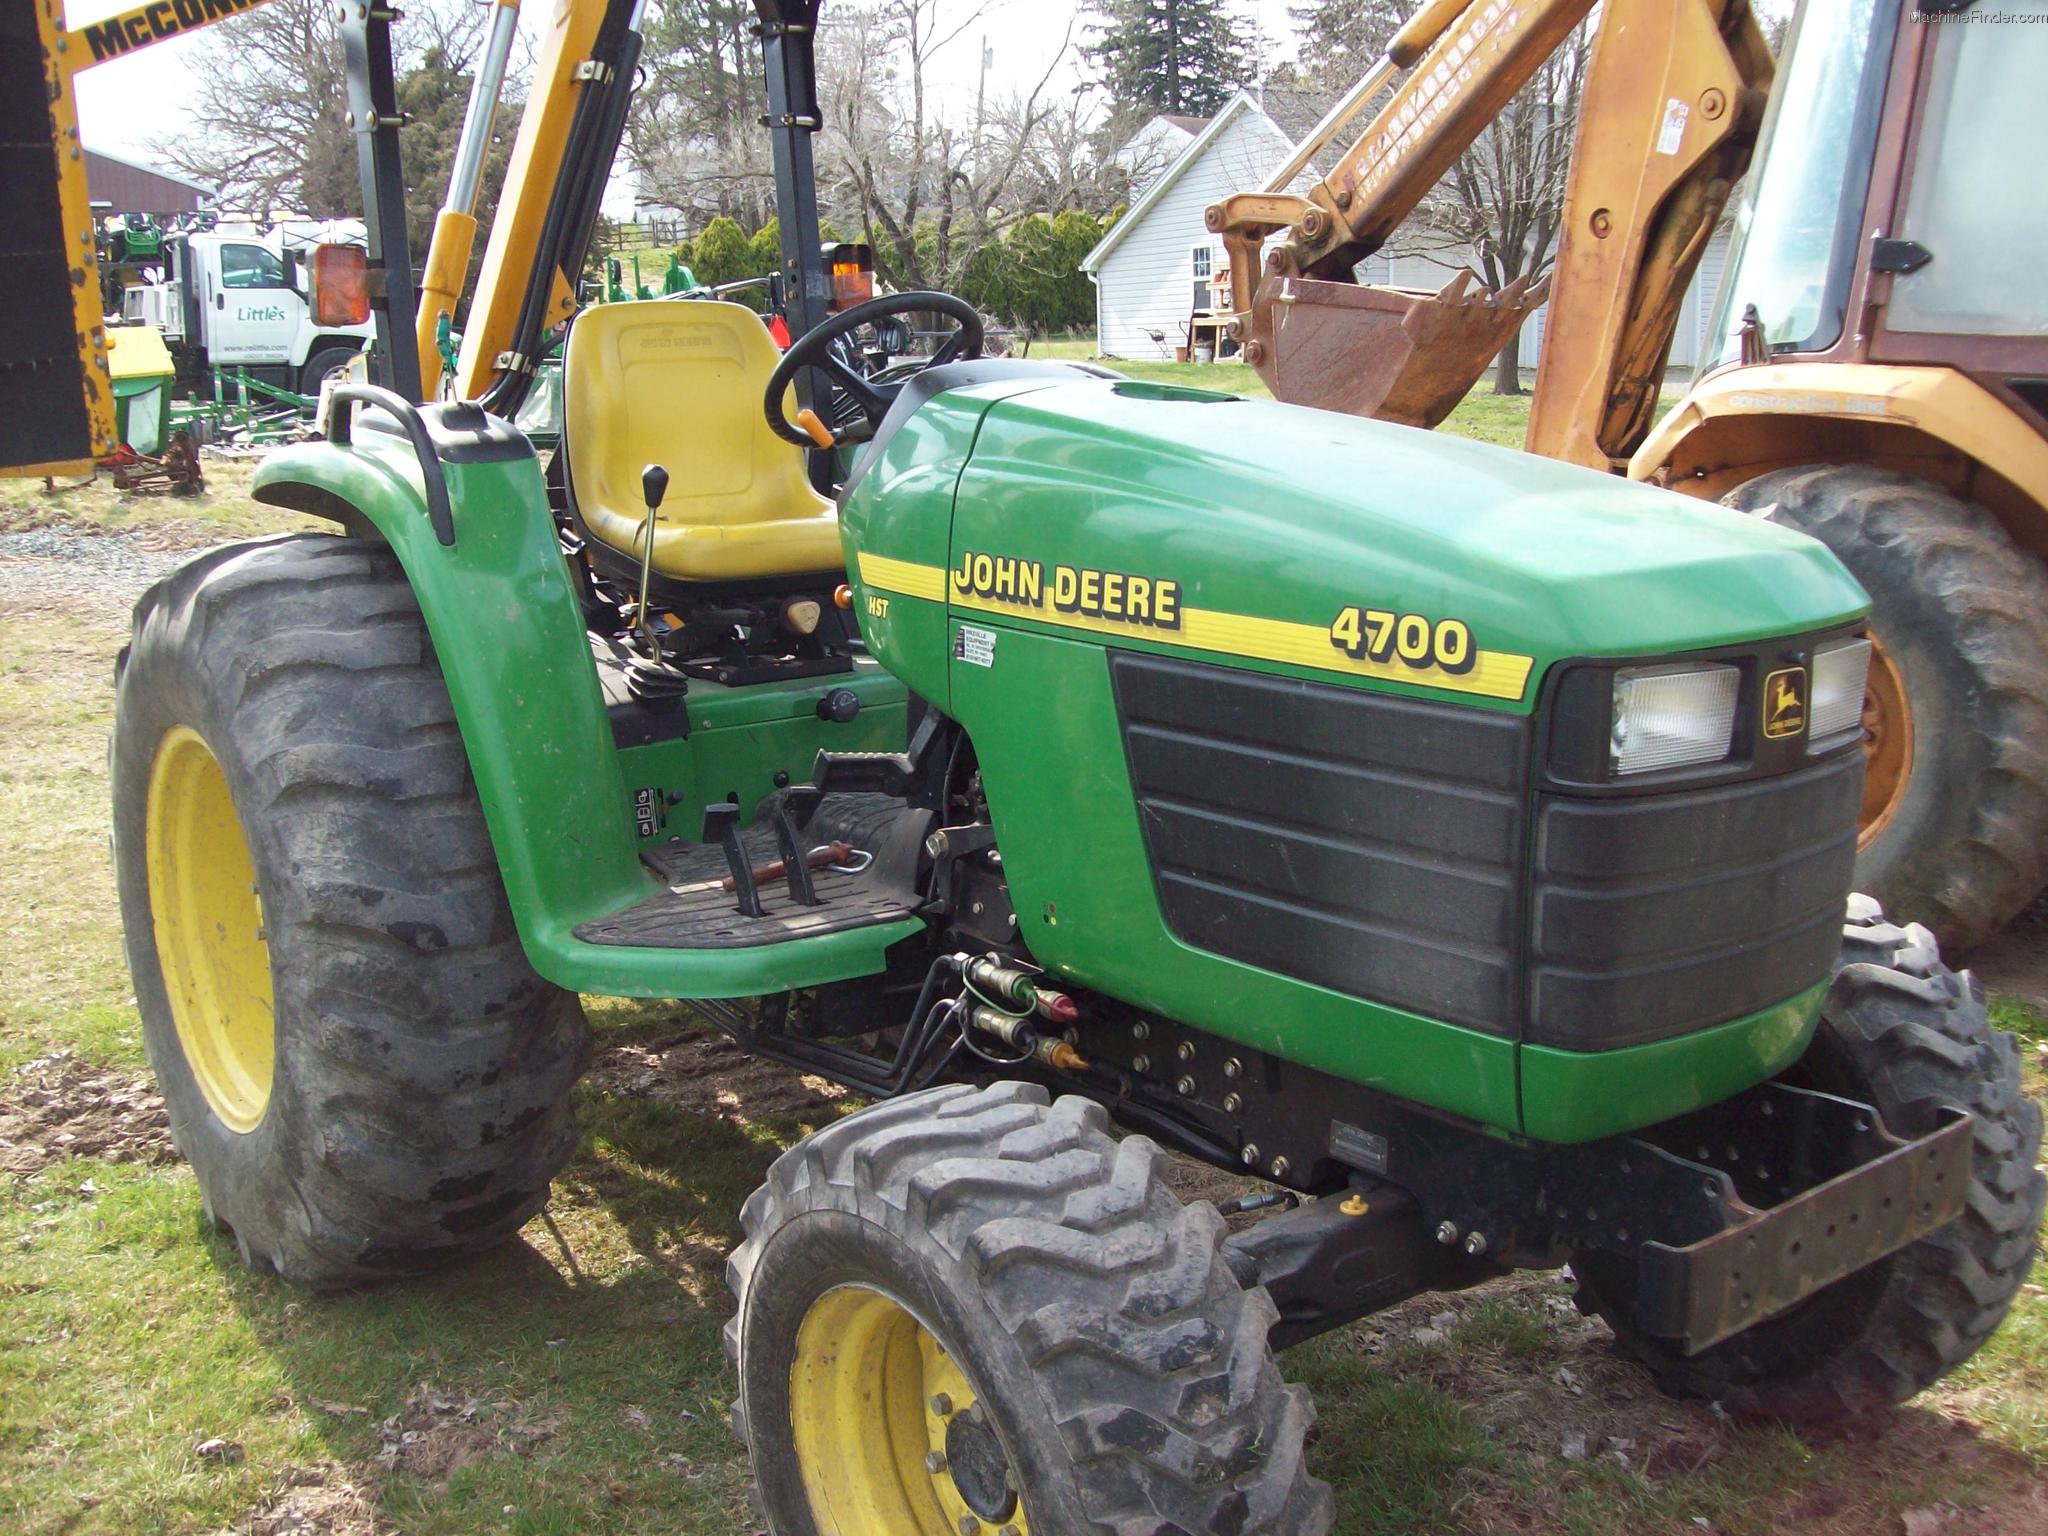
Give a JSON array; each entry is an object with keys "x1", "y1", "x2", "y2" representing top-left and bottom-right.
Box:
[
  {"x1": 1610, "y1": 663, "x2": 1740, "y2": 775},
  {"x1": 1809, "y1": 637, "x2": 1872, "y2": 751}
]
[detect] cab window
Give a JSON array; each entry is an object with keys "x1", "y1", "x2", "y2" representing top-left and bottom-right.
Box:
[
  {"x1": 220, "y1": 243, "x2": 286, "y2": 290},
  {"x1": 1886, "y1": 3, "x2": 2048, "y2": 337}
]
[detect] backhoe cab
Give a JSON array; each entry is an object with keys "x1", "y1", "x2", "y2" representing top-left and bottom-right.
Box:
[{"x1": 55, "y1": 0, "x2": 2041, "y2": 1530}]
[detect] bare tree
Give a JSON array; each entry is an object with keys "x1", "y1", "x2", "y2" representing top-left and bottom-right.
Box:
[
  {"x1": 151, "y1": 0, "x2": 503, "y2": 221},
  {"x1": 816, "y1": 0, "x2": 1079, "y2": 291},
  {"x1": 1442, "y1": 28, "x2": 1591, "y2": 392},
  {"x1": 631, "y1": 0, "x2": 776, "y2": 227}
]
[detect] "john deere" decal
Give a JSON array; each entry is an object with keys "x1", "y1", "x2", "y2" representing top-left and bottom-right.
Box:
[{"x1": 858, "y1": 552, "x2": 1537, "y2": 703}]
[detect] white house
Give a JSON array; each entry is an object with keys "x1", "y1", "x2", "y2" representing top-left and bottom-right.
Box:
[{"x1": 1084, "y1": 89, "x2": 1734, "y2": 375}]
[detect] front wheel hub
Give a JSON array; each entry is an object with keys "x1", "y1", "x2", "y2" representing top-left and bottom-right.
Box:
[{"x1": 944, "y1": 1411, "x2": 1019, "y2": 1522}]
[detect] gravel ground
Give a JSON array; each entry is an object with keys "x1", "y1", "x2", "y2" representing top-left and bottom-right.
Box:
[{"x1": 0, "y1": 521, "x2": 221, "y2": 616}]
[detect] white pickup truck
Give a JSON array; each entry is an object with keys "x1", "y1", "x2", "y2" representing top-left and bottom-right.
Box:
[{"x1": 120, "y1": 219, "x2": 376, "y2": 396}]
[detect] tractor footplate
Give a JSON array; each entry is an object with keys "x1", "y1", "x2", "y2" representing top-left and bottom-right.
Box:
[
  {"x1": 573, "y1": 793, "x2": 929, "y2": 950},
  {"x1": 1617, "y1": 1087, "x2": 1975, "y2": 1354}
]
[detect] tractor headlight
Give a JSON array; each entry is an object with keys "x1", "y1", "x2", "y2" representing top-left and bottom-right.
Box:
[
  {"x1": 1808, "y1": 637, "x2": 1872, "y2": 753},
  {"x1": 1610, "y1": 663, "x2": 1740, "y2": 776}
]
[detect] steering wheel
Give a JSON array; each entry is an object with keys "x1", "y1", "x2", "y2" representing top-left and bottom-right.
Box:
[{"x1": 764, "y1": 290, "x2": 983, "y2": 448}]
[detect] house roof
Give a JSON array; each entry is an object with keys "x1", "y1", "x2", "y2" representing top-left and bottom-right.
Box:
[
  {"x1": 1082, "y1": 92, "x2": 1263, "y2": 273},
  {"x1": 84, "y1": 146, "x2": 215, "y2": 197},
  {"x1": 1082, "y1": 89, "x2": 1342, "y2": 275}
]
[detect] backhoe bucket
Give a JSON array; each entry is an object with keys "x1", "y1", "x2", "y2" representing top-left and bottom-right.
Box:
[{"x1": 1245, "y1": 270, "x2": 1549, "y2": 428}]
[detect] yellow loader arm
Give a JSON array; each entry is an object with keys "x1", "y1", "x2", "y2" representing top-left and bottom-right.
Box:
[{"x1": 1210, "y1": 0, "x2": 1771, "y2": 450}]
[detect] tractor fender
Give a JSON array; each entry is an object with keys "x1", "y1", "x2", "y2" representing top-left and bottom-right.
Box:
[
  {"x1": 1631, "y1": 362, "x2": 2048, "y2": 563},
  {"x1": 252, "y1": 412, "x2": 653, "y2": 986}
]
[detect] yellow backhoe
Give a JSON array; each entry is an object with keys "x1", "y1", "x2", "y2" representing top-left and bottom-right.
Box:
[{"x1": 1218, "y1": 0, "x2": 2048, "y2": 948}]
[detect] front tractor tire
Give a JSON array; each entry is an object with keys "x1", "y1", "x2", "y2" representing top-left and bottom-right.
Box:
[
  {"x1": 1726, "y1": 465, "x2": 2048, "y2": 947},
  {"x1": 112, "y1": 535, "x2": 590, "y2": 1287},
  {"x1": 1573, "y1": 897, "x2": 2044, "y2": 1422},
  {"x1": 727, "y1": 1082, "x2": 1334, "y2": 1536}
]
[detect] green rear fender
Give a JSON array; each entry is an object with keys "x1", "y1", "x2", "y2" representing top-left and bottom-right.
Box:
[
  {"x1": 254, "y1": 433, "x2": 647, "y2": 968},
  {"x1": 251, "y1": 429, "x2": 915, "y2": 997}
]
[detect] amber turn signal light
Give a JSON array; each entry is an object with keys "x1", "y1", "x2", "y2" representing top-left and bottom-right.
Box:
[{"x1": 310, "y1": 244, "x2": 371, "y2": 327}]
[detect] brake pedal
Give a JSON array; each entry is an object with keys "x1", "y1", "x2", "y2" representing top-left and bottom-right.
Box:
[
  {"x1": 768, "y1": 787, "x2": 823, "y2": 906},
  {"x1": 702, "y1": 803, "x2": 766, "y2": 917}
]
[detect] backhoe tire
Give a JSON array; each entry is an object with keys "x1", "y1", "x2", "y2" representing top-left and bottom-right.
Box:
[
  {"x1": 1572, "y1": 896, "x2": 2044, "y2": 1422},
  {"x1": 111, "y1": 534, "x2": 590, "y2": 1287},
  {"x1": 1725, "y1": 464, "x2": 2048, "y2": 947},
  {"x1": 726, "y1": 1081, "x2": 1333, "y2": 1536}
]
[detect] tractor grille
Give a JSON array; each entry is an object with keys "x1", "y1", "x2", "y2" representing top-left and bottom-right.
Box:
[
  {"x1": 1109, "y1": 651, "x2": 1531, "y2": 1037},
  {"x1": 1111, "y1": 651, "x2": 1860, "y2": 1051},
  {"x1": 1526, "y1": 753, "x2": 1861, "y2": 1048}
]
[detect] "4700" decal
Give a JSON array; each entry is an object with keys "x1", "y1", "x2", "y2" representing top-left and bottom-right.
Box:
[{"x1": 1328, "y1": 606, "x2": 1475, "y2": 675}]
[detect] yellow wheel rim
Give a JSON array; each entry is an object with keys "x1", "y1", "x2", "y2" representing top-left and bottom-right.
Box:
[
  {"x1": 1858, "y1": 630, "x2": 1914, "y2": 851},
  {"x1": 790, "y1": 1285, "x2": 1032, "y2": 1536},
  {"x1": 145, "y1": 726, "x2": 276, "y2": 1134}
]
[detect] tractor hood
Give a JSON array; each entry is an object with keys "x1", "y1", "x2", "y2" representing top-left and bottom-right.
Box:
[{"x1": 844, "y1": 372, "x2": 1869, "y2": 713}]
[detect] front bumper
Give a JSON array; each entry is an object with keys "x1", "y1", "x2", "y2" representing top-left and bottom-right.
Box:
[{"x1": 1606, "y1": 1084, "x2": 1974, "y2": 1353}]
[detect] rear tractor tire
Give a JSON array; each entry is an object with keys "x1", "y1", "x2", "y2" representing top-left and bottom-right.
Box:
[
  {"x1": 112, "y1": 534, "x2": 590, "y2": 1286},
  {"x1": 1726, "y1": 465, "x2": 2048, "y2": 947},
  {"x1": 727, "y1": 1081, "x2": 1334, "y2": 1536},
  {"x1": 1572, "y1": 897, "x2": 2044, "y2": 1421}
]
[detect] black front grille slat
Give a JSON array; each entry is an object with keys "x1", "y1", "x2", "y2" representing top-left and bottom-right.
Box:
[
  {"x1": 1534, "y1": 754, "x2": 1864, "y2": 880},
  {"x1": 1156, "y1": 870, "x2": 1517, "y2": 1029},
  {"x1": 1125, "y1": 725, "x2": 1521, "y2": 867},
  {"x1": 1144, "y1": 800, "x2": 1516, "y2": 952}
]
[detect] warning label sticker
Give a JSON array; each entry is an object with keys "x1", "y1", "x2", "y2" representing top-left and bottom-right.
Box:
[
  {"x1": 954, "y1": 624, "x2": 997, "y2": 668},
  {"x1": 1655, "y1": 97, "x2": 1689, "y2": 156}
]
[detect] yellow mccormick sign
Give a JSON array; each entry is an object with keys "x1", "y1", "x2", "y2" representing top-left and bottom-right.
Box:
[{"x1": 857, "y1": 550, "x2": 1535, "y2": 703}]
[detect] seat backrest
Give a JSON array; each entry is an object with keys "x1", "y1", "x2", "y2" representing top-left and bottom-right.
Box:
[{"x1": 561, "y1": 300, "x2": 831, "y2": 533}]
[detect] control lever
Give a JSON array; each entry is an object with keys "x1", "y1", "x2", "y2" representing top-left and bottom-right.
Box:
[
  {"x1": 702, "y1": 802, "x2": 765, "y2": 917},
  {"x1": 767, "y1": 786, "x2": 825, "y2": 906},
  {"x1": 634, "y1": 464, "x2": 669, "y2": 655}
]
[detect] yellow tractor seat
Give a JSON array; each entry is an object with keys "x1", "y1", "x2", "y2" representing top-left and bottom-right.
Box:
[{"x1": 561, "y1": 300, "x2": 843, "y2": 583}]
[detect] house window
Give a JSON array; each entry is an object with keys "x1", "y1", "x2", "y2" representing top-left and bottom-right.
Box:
[{"x1": 1192, "y1": 243, "x2": 1213, "y2": 313}]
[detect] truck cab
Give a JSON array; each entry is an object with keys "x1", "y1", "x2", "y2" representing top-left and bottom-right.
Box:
[{"x1": 121, "y1": 219, "x2": 375, "y2": 395}]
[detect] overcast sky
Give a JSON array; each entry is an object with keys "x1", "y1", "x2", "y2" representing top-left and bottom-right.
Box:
[{"x1": 72, "y1": 0, "x2": 1303, "y2": 163}]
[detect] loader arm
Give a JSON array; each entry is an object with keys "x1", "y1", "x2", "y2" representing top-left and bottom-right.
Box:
[
  {"x1": 1211, "y1": 0, "x2": 1771, "y2": 445},
  {"x1": 1524, "y1": 0, "x2": 1773, "y2": 470}
]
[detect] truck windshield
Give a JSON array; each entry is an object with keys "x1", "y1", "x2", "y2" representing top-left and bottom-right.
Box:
[
  {"x1": 1885, "y1": 1, "x2": 2048, "y2": 337},
  {"x1": 1707, "y1": 0, "x2": 1898, "y2": 366}
]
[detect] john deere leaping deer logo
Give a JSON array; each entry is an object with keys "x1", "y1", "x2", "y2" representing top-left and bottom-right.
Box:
[{"x1": 1763, "y1": 666, "x2": 1807, "y2": 739}]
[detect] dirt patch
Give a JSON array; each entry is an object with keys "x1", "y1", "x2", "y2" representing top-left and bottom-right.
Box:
[
  {"x1": 1336, "y1": 1270, "x2": 2045, "y2": 1536},
  {"x1": 1962, "y1": 899, "x2": 2048, "y2": 1016},
  {"x1": 373, "y1": 1382, "x2": 556, "y2": 1490},
  {"x1": 241, "y1": 1462, "x2": 387, "y2": 1536},
  {"x1": 0, "y1": 1051, "x2": 177, "y2": 1177},
  {"x1": 586, "y1": 1029, "x2": 850, "y2": 1125}
]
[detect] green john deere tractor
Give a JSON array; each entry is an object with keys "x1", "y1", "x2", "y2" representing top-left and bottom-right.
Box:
[{"x1": 99, "y1": 4, "x2": 2040, "y2": 1534}]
